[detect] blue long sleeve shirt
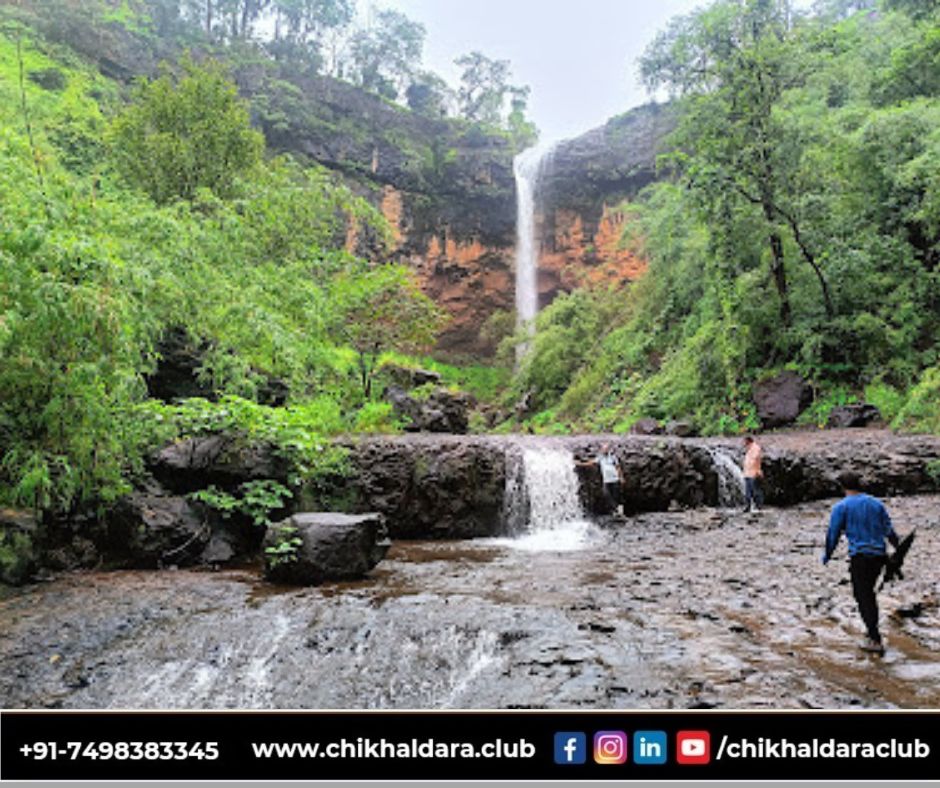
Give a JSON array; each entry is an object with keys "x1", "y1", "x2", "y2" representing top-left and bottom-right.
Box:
[{"x1": 824, "y1": 493, "x2": 899, "y2": 563}]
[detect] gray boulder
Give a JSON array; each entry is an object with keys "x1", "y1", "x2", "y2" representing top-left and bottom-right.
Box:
[
  {"x1": 108, "y1": 482, "x2": 208, "y2": 568},
  {"x1": 754, "y1": 371, "x2": 813, "y2": 429},
  {"x1": 827, "y1": 404, "x2": 882, "y2": 429},
  {"x1": 380, "y1": 363, "x2": 443, "y2": 389},
  {"x1": 150, "y1": 435, "x2": 289, "y2": 494},
  {"x1": 385, "y1": 386, "x2": 473, "y2": 434},
  {"x1": 263, "y1": 513, "x2": 390, "y2": 586},
  {"x1": 666, "y1": 420, "x2": 697, "y2": 438},
  {"x1": 630, "y1": 418, "x2": 664, "y2": 436}
]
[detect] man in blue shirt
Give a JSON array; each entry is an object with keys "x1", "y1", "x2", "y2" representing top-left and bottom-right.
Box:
[{"x1": 823, "y1": 472, "x2": 900, "y2": 655}]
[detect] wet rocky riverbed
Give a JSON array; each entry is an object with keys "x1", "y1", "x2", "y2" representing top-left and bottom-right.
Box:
[{"x1": 2, "y1": 495, "x2": 938, "y2": 710}]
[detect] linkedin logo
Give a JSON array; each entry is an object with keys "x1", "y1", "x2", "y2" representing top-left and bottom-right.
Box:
[{"x1": 633, "y1": 731, "x2": 667, "y2": 765}]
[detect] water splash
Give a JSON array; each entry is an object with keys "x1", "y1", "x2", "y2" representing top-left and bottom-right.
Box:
[
  {"x1": 514, "y1": 142, "x2": 556, "y2": 359},
  {"x1": 708, "y1": 448, "x2": 746, "y2": 508},
  {"x1": 493, "y1": 446, "x2": 597, "y2": 552}
]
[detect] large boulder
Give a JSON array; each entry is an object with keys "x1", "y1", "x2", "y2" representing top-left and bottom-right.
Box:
[
  {"x1": 666, "y1": 420, "x2": 697, "y2": 438},
  {"x1": 573, "y1": 440, "x2": 717, "y2": 514},
  {"x1": 827, "y1": 404, "x2": 882, "y2": 429},
  {"x1": 386, "y1": 386, "x2": 473, "y2": 434},
  {"x1": 753, "y1": 372, "x2": 813, "y2": 429},
  {"x1": 107, "y1": 482, "x2": 208, "y2": 568},
  {"x1": 150, "y1": 435, "x2": 289, "y2": 495},
  {"x1": 630, "y1": 418, "x2": 664, "y2": 436},
  {"x1": 331, "y1": 438, "x2": 507, "y2": 539},
  {"x1": 263, "y1": 513, "x2": 390, "y2": 585},
  {"x1": 380, "y1": 364, "x2": 443, "y2": 389},
  {"x1": 0, "y1": 509, "x2": 40, "y2": 586}
]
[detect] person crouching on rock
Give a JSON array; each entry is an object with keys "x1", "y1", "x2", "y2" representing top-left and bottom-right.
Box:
[
  {"x1": 742, "y1": 436, "x2": 764, "y2": 512},
  {"x1": 579, "y1": 444, "x2": 625, "y2": 517},
  {"x1": 822, "y1": 471, "x2": 900, "y2": 656}
]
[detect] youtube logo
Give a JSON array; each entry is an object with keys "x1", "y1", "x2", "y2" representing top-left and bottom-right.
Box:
[{"x1": 676, "y1": 731, "x2": 711, "y2": 765}]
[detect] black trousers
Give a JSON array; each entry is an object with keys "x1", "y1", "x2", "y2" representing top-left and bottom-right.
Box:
[
  {"x1": 850, "y1": 554, "x2": 887, "y2": 643},
  {"x1": 744, "y1": 477, "x2": 763, "y2": 509},
  {"x1": 602, "y1": 482, "x2": 621, "y2": 513}
]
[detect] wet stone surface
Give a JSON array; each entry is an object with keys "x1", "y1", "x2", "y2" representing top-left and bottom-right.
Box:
[{"x1": 1, "y1": 496, "x2": 939, "y2": 710}]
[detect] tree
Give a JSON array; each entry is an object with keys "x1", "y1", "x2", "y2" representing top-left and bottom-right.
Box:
[
  {"x1": 455, "y1": 51, "x2": 511, "y2": 125},
  {"x1": 406, "y1": 71, "x2": 453, "y2": 118},
  {"x1": 883, "y1": 0, "x2": 938, "y2": 21},
  {"x1": 506, "y1": 85, "x2": 538, "y2": 149},
  {"x1": 349, "y1": 9, "x2": 425, "y2": 101},
  {"x1": 269, "y1": 0, "x2": 355, "y2": 73},
  {"x1": 331, "y1": 265, "x2": 444, "y2": 398},
  {"x1": 641, "y1": 0, "x2": 834, "y2": 327},
  {"x1": 109, "y1": 56, "x2": 264, "y2": 204}
]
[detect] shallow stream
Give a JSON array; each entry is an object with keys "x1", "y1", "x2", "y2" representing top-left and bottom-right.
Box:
[{"x1": 3, "y1": 496, "x2": 938, "y2": 710}]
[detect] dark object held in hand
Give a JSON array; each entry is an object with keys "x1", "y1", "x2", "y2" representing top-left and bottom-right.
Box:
[{"x1": 880, "y1": 528, "x2": 917, "y2": 590}]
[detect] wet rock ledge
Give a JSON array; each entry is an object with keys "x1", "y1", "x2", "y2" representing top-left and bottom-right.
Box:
[
  {"x1": 4, "y1": 430, "x2": 939, "y2": 583},
  {"x1": 337, "y1": 432, "x2": 940, "y2": 539}
]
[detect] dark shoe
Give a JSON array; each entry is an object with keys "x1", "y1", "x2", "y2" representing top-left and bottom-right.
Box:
[{"x1": 859, "y1": 637, "x2": 885, "y2": 655}]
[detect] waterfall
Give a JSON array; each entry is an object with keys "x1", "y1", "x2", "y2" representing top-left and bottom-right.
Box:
[
  {"x1": 496, "y1": 446, "x2": 596, "y2": 552},
  {"x1": 514, "y1": 143, "x2": 556, "y2": 358},
  {"x1": 708, "y1": 447, "x2": 746, "y2": 508}
]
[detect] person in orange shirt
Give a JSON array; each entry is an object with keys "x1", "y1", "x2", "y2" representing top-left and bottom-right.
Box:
[{"x1": 742, "y1": 436, "x2": 764, "y2": 512}]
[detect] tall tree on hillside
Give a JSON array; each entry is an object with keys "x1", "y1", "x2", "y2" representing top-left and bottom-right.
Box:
[
  {"x1": 269, "y1": 0, "x2": 355, "y2": 73},
  {"x1": 454, "y1": 51, "x2": 537, "y2": 146},
  {"x1": 455, "y1": 51, "x2": 510, "y2": 126},
  {"x1": 109, "y1": 57, "x2": 264, "y2": 203},
  {"x1": 641, "y1": 0, "x2": 835, "y2": 328},
  {"x1": 331, "y1": 265, "x2": 444, "y2": 399},
  {"x1": 349, "y1": 8, "x2": 425, "y2": 100},
  {"x1": 406, "y1": 71, "x2": 454, "y2": 118}
]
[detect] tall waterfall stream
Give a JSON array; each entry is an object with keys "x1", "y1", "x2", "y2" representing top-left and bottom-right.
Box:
[{"x1": 513, "y1": 143, "x2": 555, "y2": 357}]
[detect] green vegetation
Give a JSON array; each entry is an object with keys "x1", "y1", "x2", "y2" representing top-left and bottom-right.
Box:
[
  {"x1": 508, "y1": 0, "x2": 940, "y2": 436},
  {"x1": 0, "y1": 23, "x2": 446, "y2": 519},
  {"x1": 109, "y1": 56, "x2": 264, "y2": 203},
  {"x1": 2, "y1": 0, "x2": 938, "y2": 532},
  {"x1": 264, "y1": 523, "x2": 303, "y2": 569},
  {"x1": 191, "y1": 480, "x2": 293, "y2": 528}
]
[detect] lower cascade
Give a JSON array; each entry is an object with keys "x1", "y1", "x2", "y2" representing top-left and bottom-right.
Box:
[
  {"x1": 708, "y1": 447, "x2": 746, "y2": 508},
  {"x1": 496, "y1": 446, "x2": 597, "y2": 552}
]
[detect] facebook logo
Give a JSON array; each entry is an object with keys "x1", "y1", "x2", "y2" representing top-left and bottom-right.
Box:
[
  {"x1": 633, "y1": 731, "x2": 668, "y2": 765},
  {"x1": 554, "y1": 733, "x2": 587, "y2": 765}
]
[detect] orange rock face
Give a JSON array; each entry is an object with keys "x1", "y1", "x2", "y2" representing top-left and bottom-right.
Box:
[
  {"x1": 408, "y1": 233, "x2": 515, "y2": 358},
  {"x1": 352, "y1": 185, "x2": 647, "y2": 358},
  {"x1": 538, "y1": 204, "x2": 647, "y2": 304}
]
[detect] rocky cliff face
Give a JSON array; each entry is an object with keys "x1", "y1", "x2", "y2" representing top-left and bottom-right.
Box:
[
  {"x1": 243, "y1": 70, "x2": 676, "y2": 357},
  {"x1": 534, "y1": 104, "x2": 677, "y2": 307},
  {"x1": 16, "y1": 7, "x2": 674, "y2": 358}
]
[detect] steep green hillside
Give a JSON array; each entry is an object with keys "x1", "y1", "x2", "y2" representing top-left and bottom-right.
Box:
[
  {"x1": 511, "y1": 1, "x2": 940, "y2": 436},
  {"x1": 0, "y1": 21, "x2": 440, "y2": 518}
]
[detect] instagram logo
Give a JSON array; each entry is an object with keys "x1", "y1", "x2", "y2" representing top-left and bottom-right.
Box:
[{"x1": 593, "y1": 731, "x2": 628, "y2": 765}]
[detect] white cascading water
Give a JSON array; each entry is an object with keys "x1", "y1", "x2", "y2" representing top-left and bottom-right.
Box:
[
  {"x1": 494, "y1": 446, "x2": 597, "y2": 552},
  {"x1": 513, "y1": 143, "x2": 556, "y2": 359},
  {"x1": 708, "y1": 447, "x2": 746, "y2": 508}
]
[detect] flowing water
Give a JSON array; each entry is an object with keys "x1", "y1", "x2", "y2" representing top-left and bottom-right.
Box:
[
  {"x1": 494, "y1": 446, "x2": 597, "y2": 552},
  {"x1": 709, "y1": 447, "x2": 747, "y2": 508},
  {"x1": 4, "y1": 432, "x2": 940, "y2": 710},
  {"x1": 3, "y1": 496, "x2": 940, "y2": 710},
  {"x1": 513, "y1": 143, "x2": 556, "y2": 357}
]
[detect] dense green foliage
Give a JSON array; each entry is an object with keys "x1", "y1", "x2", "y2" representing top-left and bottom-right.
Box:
[
  {"x1": 511, "y1": 0, "x2": 940, "y2": 435},
  {"x1": 0, "y1": 23, "x2": 442, "y2": 517},
  {"x1": 5, "y1": 0, "x2": 538, "y2": 144},
  {"x1": 109, "y1": 57, "x2": 264, "y2": 202}
]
